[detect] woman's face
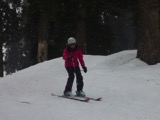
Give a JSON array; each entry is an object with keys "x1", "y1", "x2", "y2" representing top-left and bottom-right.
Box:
[{"x1": 69, "y1": 44, "x2": 75, "y2": 48}]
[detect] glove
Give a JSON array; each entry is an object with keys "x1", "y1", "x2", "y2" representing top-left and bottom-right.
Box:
[
  {"x1": 82, "y1": 66, "x2": 87, "y2": 73},
  {"x1": 67, "y1": 56, "x2": 73, "y2": 60}
]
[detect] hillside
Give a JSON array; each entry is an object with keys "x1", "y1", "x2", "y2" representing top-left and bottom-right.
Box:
[{"x1": 0, "y1": 50, "x2": 160, "y2": 120}]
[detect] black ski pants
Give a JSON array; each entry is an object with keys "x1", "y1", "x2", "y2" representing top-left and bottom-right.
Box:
[{"x1": 64, "y1": 66, "x2": 83, "y2": 93}]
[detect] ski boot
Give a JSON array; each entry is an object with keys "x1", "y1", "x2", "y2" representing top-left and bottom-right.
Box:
[
  {"x1": 64, "y1": 91, "x2": 73, "y2": 97},
  {"x1": 76, "y1": 90, "x2": 85, "y2": 97}
]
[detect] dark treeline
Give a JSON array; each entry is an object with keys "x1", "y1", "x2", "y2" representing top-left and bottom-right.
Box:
[{"x1": 1, "y1": 0, "x2": 160, "y2": 76}]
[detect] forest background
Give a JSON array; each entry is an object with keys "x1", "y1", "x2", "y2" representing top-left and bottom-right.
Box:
[{"x1": 1, "y1": 0, "x2": 160, "y2": 77}]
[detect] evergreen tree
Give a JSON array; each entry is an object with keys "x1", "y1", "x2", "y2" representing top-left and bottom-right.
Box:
[
  {"x1": 0, "y1": 0, "x2": 19, "y2": 76},
  {"x1": 2, "y1": 0, "x2": 34, "y2": 75}
]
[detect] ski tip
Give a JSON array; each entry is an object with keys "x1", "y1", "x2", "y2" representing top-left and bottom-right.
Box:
[{"x1": 96, "y1": 97, "x2": 102, "y2": 101}]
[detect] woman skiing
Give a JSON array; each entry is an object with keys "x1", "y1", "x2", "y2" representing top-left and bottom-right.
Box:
[{"x1": 63, "y1": 37, "x2": 87, "y2": 97}]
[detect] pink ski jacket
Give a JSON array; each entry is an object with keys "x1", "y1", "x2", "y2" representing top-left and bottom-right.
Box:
[{"x1": 63, "y1": 46, "x2": 85, "y2": 67}]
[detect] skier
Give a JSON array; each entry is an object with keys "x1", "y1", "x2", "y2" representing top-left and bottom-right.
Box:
[{"x1": 63, "y1": 37, "x2": 87, "y2": 97}]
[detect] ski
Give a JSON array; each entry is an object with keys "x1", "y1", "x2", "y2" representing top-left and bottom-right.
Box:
[
  {"x1": 51, "y1": 93, "x2": 102, "y2": 102},
  {"x1": 85, "y1": 97, "x2": 102, "y2": 101},
  {"x1": 51, "y1": 93, "x2": 90, "y2": 102},
  {"x1": 74, "y1": 95, "x2": 102, "y2": 101}
]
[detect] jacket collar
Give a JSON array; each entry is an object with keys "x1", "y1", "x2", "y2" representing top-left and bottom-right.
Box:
[{"x1": 67, "y1": 44, "x2": 78, "y2": 52}]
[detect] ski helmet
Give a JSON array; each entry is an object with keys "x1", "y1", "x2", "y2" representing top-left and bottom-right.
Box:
[{"x1": 67, "y1": 37, "x2": 76, "y2": 45}]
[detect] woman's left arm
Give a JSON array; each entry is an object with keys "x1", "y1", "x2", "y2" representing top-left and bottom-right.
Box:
[{"x1": 77, "y1": 49, "x2": 85, "y2": 67}]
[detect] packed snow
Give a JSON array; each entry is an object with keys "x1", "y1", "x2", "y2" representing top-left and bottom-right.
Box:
[{"x1": 0, "y1": 50, "x2": 160, "y2": 120}]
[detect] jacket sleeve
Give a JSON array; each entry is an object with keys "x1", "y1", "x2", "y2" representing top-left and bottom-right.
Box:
[
  {"x1": 77, "y1": 49, "x2": 85, "y2": 67},
  {"x1": 63, "y1": 48, "x2": 68, "y2": 60}
]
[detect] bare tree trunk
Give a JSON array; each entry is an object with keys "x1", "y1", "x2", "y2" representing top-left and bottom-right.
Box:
[
  {"x1": 76, "y1": 4, "x2": 87, "y2": 53},
  {"x1": 137, "y1": 0, "x2": 160, "y2": 65},
  {"x1": 37, "y1": 11, "x2": 49, "y2": 63}
]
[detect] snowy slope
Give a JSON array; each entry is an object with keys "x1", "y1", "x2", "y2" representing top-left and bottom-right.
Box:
[{"x1": 0, "y1": 50, "x2": 160, "y2": 120}]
